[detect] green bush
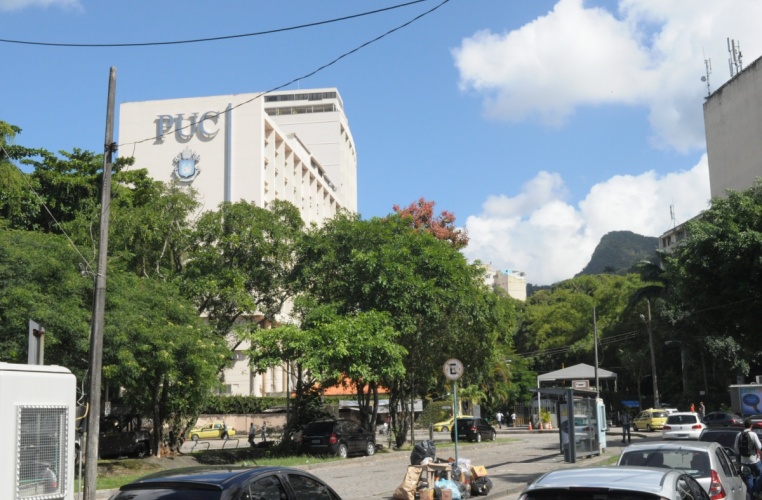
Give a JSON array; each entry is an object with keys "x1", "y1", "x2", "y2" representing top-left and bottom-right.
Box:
[{"x1": 417, "y1": 400, "x2": 449, "y2": 428}]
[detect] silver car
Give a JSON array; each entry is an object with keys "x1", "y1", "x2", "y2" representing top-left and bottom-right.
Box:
[
  {"x1": 617, "y1": 441, "x2": 745, "y2": 500},
  {"x1": 518, "y1": 466, "x2": 709, "y2": 500}
]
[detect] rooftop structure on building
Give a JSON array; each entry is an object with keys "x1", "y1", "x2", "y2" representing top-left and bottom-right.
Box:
[{"x1": 479, "y1": 263, "x2": 527, "y2": 301}]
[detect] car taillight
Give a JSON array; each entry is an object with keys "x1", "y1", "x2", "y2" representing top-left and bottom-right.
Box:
[
  {"x1": 692, "y1": 424, "x2": 703, "y2": 429},
  {"x1": 470, "y1": 425, "x2": 477, "y2": 431},
  {"x1": 329, "y1": 433, "x2": 338, "y2": 444},
  {"x1": 663, "y1": 425, "x2": 672, "y2": 430},
  {"x1": 708, "y1": 469, "x2": 726, "y2": 500}
]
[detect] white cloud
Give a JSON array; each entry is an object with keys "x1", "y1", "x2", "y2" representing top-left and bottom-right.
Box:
[
  {"x1": 453, "y1": 0, "x2": 762, "y2": 151},
  {"x1": 0, "y1": 0, "x2": 80, "y2": 11},
  {"x1": 463, "y1": 155, "x2": 710, "y2": 285}
]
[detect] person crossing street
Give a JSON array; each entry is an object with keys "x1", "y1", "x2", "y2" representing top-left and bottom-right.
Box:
[{"x1": 621, "y1": 411, "x2": 631, "y2": 444}]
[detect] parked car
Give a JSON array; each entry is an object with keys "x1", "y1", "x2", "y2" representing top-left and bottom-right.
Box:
[
  {"x1": 433, "y1": 415, "x2": 473, "y2": 432},
  {"x1": 451, "y1": 417, "x2": 497, "y2": 443},
  {"x1": 300, "y1": 419, "x2": 375, "y2": 458},
  {"x1": 99, "y1": 414, "x2": 152, "y2": 459},
  {"x1": 703, "y1": 411, "x2": 743, "y2": 428},
  {"x1": 632, "y1": 408, "x2": 668, "y2": 431},
  {"x1": 518, "y1": 466, "x2": 709, "y2": 500},
  {"x1": 187, "y1": 421, "x2": 235, "y2": 441},
  {"x1": 730, "y1": 414, "x2": 762, "y2": 430},
  {"x1": 663, "y1": 412, "x2": 706, "y2": 440},
  {"x1": 107, "y1": 465, "x2": 343, "y2": 500},
  {"x1": 617, "y1": 440, "x2": 745, "y2": 500}
]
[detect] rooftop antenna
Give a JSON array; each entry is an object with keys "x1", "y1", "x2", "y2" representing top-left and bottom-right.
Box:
[
  {"x1": 670, "y1": 204, "x2": 676, "y2": 229},
  {"x1": 728, "y1": 38, "x2": 743, "y2": 77},
  {"x1": 701, "y1": 54, "x2": 712, "y2": 96}
]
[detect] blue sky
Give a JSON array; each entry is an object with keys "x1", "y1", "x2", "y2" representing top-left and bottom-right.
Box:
[{"x1": 2, "y1": 0, "x2": 760, "y2": 284}]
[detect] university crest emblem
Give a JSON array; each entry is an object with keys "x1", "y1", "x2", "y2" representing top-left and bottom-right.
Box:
[{"x1": 173, "y1": 147, "x2": 201, "y2": 182}]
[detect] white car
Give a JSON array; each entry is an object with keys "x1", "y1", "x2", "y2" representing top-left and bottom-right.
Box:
[
  {"x1": 663, "y1": 412, "x2": 706, "y2": 440},
  {"x1": 519, "y1": 466, "x2": 710, "y2": 500},
  {"x1": 617, "y1": 440, "x2": 745, "y2": 500}
]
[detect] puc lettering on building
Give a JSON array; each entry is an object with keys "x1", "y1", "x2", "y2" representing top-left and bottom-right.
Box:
[{"x1": 156, "y1": 111, "x2": 220, "y2": 142}]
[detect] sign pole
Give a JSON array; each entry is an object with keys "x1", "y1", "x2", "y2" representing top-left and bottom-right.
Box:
[
  {"x1": 453, "y1": 380, "x2": 459, "y2": 465},
  {"x1": 443, "y1": 358, "x2": 464, "y2": 470}
]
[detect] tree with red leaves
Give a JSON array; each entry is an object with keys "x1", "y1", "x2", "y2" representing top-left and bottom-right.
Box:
[{"x1": 392, "y1": 197, "x2": 469, "y2": 249}]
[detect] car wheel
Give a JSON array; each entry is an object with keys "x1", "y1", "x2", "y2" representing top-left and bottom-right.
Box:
[
  {"x1": 191, "y1": 434, "x2": 199, "y2": 441},
  {"x1": 134, "y1": 442, "x2": 148, "y2": 458},
  {"x1": 365, "y1": 440, "x2": 375, "y2": 456},
  {"x1": 337, "y1": 443, "x2": 348, "y2": 458},
  {"x1": 490, "y1": 431, "x2": 496, "y2": 441},
  {"x1": 476, "y1": 433, "x2": 482, "y2": 443},
  {"x1": 442, "y1": 426, "x2": 449, "y2": 432},
  {"x1": 647, "y1": 424, "x2": 652, "y2": 432}
]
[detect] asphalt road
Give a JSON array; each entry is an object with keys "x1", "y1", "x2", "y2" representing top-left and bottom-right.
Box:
[
  {"x1": 299, "y1": 428, "x2": 640, "y2": 499},
  {"x1": 99, "y1": 427, "x2": 654, "y2": 499}
]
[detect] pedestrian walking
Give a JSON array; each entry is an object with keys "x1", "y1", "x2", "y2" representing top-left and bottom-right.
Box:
[
  {"x1": 699, "y1": 402, "x2": 706, "y2": 418},
  {"x1": 261, "y1": 420, "x2": 267, "y2": 442},
  {"x1": 248, "y1": 422, "x2": 257, "y2": 447},
  {"x1": 495, "y1": 411, "x2": 504, "y2": 429},
  {"x1": 511, "y1": 412, "x2": 516, "y2": 428},
  {"x1": 621, "y1": 411, "x2": 631, "y2": 443},
  {"x1": 690, "y1": 402, "x2": 695, "y2": 413},
  {"x1": 735, "y1": 418, "x2": 762, "y2": 497}
]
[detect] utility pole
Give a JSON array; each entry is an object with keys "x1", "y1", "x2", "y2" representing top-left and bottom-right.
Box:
[
  {"x1": 84, "y1": 67, "x2": 117, "y2": 500},
  {"x1": 640, "y1": 300, "x2": 660, "y2": 409}
]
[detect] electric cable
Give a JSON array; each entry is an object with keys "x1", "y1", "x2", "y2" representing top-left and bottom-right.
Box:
[
  {"x1": 0, "y1": 0, "x2": 431, "y2": 48},
  {"x1": 119, "y1": 0, "x2": 450, "y2": 149}
]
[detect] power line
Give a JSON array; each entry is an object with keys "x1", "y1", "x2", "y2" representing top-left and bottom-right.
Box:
[
  {"x1": 121, "y1": 0, "x2": 450, "y2": 150},
  {"x1": 0, "y1": 0, "x2": 430, "y2": 48},
  {"x1": 0, "y1": 144, "x2": 97, "y2": 275}
]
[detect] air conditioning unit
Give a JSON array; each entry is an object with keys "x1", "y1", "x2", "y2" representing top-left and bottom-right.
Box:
[
  {"x1": 572, "y1": 380, "x2": 590, "y2": 389},
  {"x1": 755, "y1": 375, "x2": 762, "y2": 384}
]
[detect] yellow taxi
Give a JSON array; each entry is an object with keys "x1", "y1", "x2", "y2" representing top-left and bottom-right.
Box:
[
  {"x1": 187, "y1": 422, "x2": 236, "y2": 441},
  {"x1": 631, "y1": 409, "x2": 668, "y2": 432},
  {"x1": 433, "y1": 415, "x2": 473, "y2": 432}
]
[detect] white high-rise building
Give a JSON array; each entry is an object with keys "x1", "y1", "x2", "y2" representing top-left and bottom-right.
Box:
[
  {"x1": 118, "y1": 88, "x2": 357, "y2": 219},
  {"x1": 118, "y1": 88, "x2": 357, "y2": 396}
]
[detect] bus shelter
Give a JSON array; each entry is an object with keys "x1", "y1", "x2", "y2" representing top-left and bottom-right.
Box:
[{"x1": 530, "y1": 387, "x2": 606, "y2": 463}]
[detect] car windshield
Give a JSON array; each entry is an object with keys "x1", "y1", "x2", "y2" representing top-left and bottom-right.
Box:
[
  {"x1": 524, "y1": 490, "x2": 662, "y2": 500},
  {"x1": 111, "y1": 488, "x2": 220, "y2": 500},
  {"x1": 668, "y1": 415, "x2": 698, "y2": 424},
  {"x1": 620, "y1": 450, "x2": 710, "y2": 478},
  {"x1": 304, "y1": 422, "x2": 335, "y2": 434},
  {"x1": 700, "y1": 431, "x2": 738, "y2": 448}
]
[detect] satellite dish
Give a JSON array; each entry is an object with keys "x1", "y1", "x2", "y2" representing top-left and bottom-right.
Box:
[{"x1": 701, "y1": 76, "x2": 707, "y2": 82}]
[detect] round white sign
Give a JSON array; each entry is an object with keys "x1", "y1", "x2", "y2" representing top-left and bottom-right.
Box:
[{"x1": 443, "y1": 358, "x2": 464, "y2": 381}]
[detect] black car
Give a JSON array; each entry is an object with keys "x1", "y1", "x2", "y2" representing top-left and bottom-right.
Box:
[
  {"x1": 703, "y1": 411, "x2": 743, "y2": 428},
  {"x1": 300, "y1": 419, "x2": 376, "y2": 458},
  {"x1": 699, "y1": 427, "x2": 762, "y2": 464},
  {"x1": 98, "y1": 414, "x2": 152, "y2": 459},
  {"x1": 450, "y1": 417, "x2": 497, "y2": 443},
  {"x1": 108, "y1": 466, "x2": 342, "y2": 500}
]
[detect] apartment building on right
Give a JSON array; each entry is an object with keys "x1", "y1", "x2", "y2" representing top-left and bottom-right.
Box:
[
  {"x1": 660, "y1": 53, "x2": 762, "y2": 254},
  {"x1": 704, "y1": 54, "x2": 762, "y2": 199}
]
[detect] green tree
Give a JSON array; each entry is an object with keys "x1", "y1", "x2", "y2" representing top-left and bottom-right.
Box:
[
  {"x1": 665, "y1": 182, "x2": 762, "y2": 384},
  {"x1": 102, "y1": 271, "x2": 229, "y2": 455},
  {"x1": 0, "y1": 229, "x2": 91, "y2": 371},
  {"x1": 0, "y1": 121, "x2": 44, "y2": 229},
  {"x1": 183, "y1": 199, "x2": 304, "y2": 341},
  {"x1": 297, "y1": 211, "x2": 508, "y2": 447}
]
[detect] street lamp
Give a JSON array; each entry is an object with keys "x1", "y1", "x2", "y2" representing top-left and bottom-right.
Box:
[{"x1": 639, "y1": 300, "x2": 660, "y2": 409}]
